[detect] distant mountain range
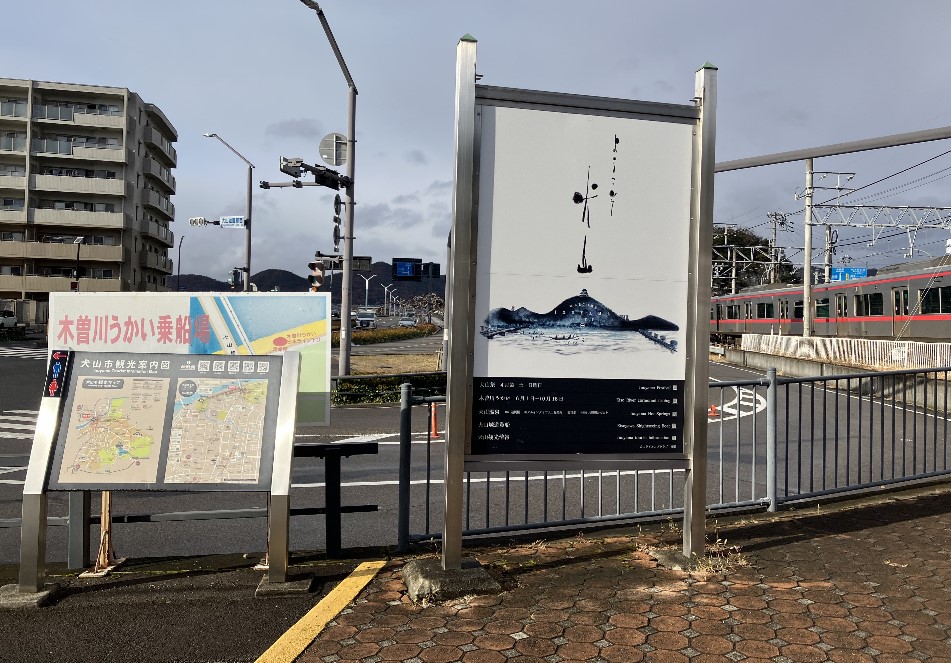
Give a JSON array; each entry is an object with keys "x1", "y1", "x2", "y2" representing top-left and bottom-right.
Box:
[{"x1": 169, "y1": 262, "x2": 446, "y2": 306}]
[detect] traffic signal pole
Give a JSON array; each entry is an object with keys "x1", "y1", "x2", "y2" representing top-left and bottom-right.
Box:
[{"x1": 300, "y1": 0, "x2": 357, "y2": 376}]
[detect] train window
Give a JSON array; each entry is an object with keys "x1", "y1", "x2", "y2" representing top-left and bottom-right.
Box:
[
  {"x1": 793, "y1": 301, "x2": 803, "y2": 318},
  {"x1": 726, "y1": 304, "x2": 740, "y2": 319},
  {"x1": 756, "y1": 302, "x2": 774, "y2": 318},
  {"x1": 855, "y1": 292, "x2": 884, "y2": 316},
  {"x1": 921, "y1": 288, "x2": 940, "y2": 314},
  {"x1": 815, "y1": 298, "x2": 830, "y2": 318}
]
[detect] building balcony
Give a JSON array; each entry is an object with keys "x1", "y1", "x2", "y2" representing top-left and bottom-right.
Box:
[
  {"x1": 0, "y1": 240, "x2": 124, "y2": 261},
  {"x1": 142, "y1": 189, "x2": 174, "y2": 219},
  {"x1": 142, "y1": 157, "x2": 176, "y2": 193},
  {"x1": 136, "y1": 281, "x2": 170, "y2": 292},
  {"x1": 0, "y1": 273, "x2": 23, "y2": 292},
  {"x1": 0, "y1": 208, "x2": 26, "y2": 223},
  {"x1": 31, "y1": 174, "x2": 126, "y2": 196},
  {"x1": 0, "y1": 100, "x2": 27, "y2": 119},
  {"x1": 29, "y1": 208, "x2": 129, "y2": 229},
  {"x1": 140, "y1": 218, "x2": 174, "y2": 246},
  {"x1": 0, "y1": 136, "x2": 26, "y2": 153},
  {"x1": 0, "y1": 175, "x2": 26, "y2": 190},
  {"x1": 22, "y1": 274, "x2": 122, "y2": 293},
  {"x1": 32, "y1": 139, "x2": 125, "y2": 162},
  {"x1": 32, "y1": 104, "x2": 123, "y2": 129},
  {"x1": 139, "y1": 249, "x2": 173, "y2": 274},
  {"x1": 144, "y1": 126, "x2": 177, "y2": 166}
]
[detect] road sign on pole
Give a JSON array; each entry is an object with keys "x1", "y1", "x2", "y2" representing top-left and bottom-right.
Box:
[{"x1": 219, "y1": 215, "x2": 246, "y2": 229}]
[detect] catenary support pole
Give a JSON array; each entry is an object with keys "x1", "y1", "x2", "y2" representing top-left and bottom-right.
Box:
[{"x1": 804, "y1": 158, "x2": 814, "y2": 337}]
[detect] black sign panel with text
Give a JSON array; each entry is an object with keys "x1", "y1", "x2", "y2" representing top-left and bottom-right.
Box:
[{"x1": 471, "y1": 377, "x2": 684, "y2": 455}]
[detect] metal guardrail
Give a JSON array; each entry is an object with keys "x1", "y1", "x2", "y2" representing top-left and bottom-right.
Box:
[{"x1": 397, "y1": 366, "x2": 951, "y2": 548}]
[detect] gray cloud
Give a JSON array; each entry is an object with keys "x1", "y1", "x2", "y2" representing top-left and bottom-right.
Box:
[
  {"x1": 404, "y1": 149, "x2": 428, "y2": 165},
  {"x1": 265, "y1": 118, "x2": 325, "y2": 141}
]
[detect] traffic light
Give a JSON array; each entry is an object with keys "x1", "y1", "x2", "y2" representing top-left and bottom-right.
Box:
[
  {"x1": 307, "y1": 260, "x2": 324, "y2": 292},
  {"x1": 313, "y1": 164, "x2": 350, "y2": 190},
  {"x1": 228, "y1": 268, "x2": 243, "y2": 290},
  {"x1": 280, "y1": 156, "x2": 303, "y2": 178},
  {"x1": 332, "y1": 195, "x2": 343, "y2": 252}
]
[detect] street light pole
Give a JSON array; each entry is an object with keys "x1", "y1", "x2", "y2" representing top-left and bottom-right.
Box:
[
  {"x1": 177, "y1": 235, "x2": 184, "y2": 289},
  {"x1": 203, "y1": 132, "x2": 254, "y2": 292},
  {"x1": 300, "y1": 0, "x2": 357, "y2": 376},
  {"x1": 382, "y1": 283, "x2": 393, "y2": 316},
  {"x1": 73, "y1": 236, "x2": 83, "y2": 292},
  {"x1": 358, "y1": 274, "x2": 376, "y2": 308}
]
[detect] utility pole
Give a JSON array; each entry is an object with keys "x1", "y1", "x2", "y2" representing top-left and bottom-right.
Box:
[{"x1": 766, "y1": 211, "x2": 789, "y2": 283}]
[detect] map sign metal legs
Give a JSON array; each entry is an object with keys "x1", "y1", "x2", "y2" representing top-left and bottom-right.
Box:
[{"x1": 19, "y1": 398, "x2": 62, "y2": 593}]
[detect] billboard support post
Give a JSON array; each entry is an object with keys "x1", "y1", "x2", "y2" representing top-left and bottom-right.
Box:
[
  {"x1": 443, "y1": 34, "x2": 478, "y2": 572},
  {"x1": 683, "y1": 64, "x2": 717, "y2": 560}
]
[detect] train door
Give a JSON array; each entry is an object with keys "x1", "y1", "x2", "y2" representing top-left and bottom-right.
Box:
[
  {"x1": 835, "y1": 293, "x2": 848, "y2": 336},
  {"x1": 778, "y1": 299, "x2": 789, "y2": 334},
  {"x1": 891, "y1": 287, "x2": 909, "y2": 337}
]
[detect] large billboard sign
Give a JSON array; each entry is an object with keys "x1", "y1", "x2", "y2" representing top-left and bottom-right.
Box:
[
  {"x1": 442, "y1": 37, "x2": 716, "y2": 566},
  {"x1": 49, "y1": 293, "x2": 331, "y2": 425},
  {"x1": 471, "y1": 104, "x2": 694, "y2": 456}
]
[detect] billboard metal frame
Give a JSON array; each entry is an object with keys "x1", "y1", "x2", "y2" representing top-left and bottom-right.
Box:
[
  {"x1": 443, "y1": 36, "x2": 716, "y2": 568},
  {"x1": 17, "y1": 351, "x2": 301, "y2": 593}
]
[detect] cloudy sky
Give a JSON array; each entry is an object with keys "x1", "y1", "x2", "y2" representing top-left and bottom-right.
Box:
[{"x1": 6, "y1": 1, "x2": 951, "y2": 280}]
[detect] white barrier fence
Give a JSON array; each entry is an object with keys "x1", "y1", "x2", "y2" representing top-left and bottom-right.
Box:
[{"x1": 741, "y1": 333, "x2": 951, "y2": 371}]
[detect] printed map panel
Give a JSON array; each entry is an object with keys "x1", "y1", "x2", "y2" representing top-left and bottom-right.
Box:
[
  {"x1": 57, "y1": 377, "x2": 168, "y2": 485},
  {"x1": 164, "y1": 378, "x2": 268, "y2": 484}
]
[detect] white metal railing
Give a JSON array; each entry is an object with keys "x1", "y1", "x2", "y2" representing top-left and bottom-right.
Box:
[{"x1": 741, "y1": 333, "x2": 951, "y2": 371}]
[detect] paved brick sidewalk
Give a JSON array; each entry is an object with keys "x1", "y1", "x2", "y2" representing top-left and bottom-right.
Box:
[{"x1": 299, "y1": 485, "x2": 951, "y2": 662}]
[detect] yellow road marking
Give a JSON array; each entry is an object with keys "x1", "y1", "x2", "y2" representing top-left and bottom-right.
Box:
[{"x1": 255, "y1": 559, "x2": 387, "y2": 663}]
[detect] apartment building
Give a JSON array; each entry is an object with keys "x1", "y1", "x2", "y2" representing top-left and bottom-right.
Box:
[{"x1": 0, "y1": 77, "x2": 177, "y2": 324}]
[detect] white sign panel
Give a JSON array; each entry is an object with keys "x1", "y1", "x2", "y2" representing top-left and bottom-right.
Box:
[
  {"x1": 48, "y1": 292, "x2": 331, "y2": 425},
  {"x1": 471, "y1": 104, "x2": 693, "y2": 455},
  {"x1": 219, "y1": 215, "x2": 246, "y2": 229}
]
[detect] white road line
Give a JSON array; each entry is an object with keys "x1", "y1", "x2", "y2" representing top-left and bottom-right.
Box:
[
  {"x1": 0, "y1": 422, "x2": 37, "y2": 430},
  {"x1": 0, "y1": 432, "x2": 32, "y2": 440}
]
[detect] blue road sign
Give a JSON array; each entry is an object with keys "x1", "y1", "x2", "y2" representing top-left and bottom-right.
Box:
[{"x1": 830, "y1": 267, "x2": 868, "y2": 281}]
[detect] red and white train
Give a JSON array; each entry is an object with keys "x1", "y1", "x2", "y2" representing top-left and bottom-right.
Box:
[{"x1": 710, "y1": 257, "x2": 951, "y2": 344}]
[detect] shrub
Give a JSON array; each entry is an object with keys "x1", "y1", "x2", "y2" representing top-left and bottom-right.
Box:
[
  {"x1": 0, "y1": 326, "x2": 26, "y2": 342},
  {"x1": 331, "y1": 323, "x2": 439, "y2": 348},
  {"x1": 333, "y1": 371, "x2": 446, "y2": 405}
]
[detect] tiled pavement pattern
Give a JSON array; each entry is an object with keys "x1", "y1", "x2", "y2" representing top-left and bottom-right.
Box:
[{"x1": 299, "y1": 485, "x2": 951, "y2": 662}]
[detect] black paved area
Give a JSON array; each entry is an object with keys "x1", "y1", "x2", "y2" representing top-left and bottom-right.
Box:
[{"x1": 0, "y1": 552, "x2": 365, "y2": 663}]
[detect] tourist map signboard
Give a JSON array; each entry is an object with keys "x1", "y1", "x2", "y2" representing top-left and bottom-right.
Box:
[
  {"x1": 48, "y1": 292, "x2": 331, "y2": 425},
  {"x1": 46, "y1": 352, "x2": 283, "y2": 492}
]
